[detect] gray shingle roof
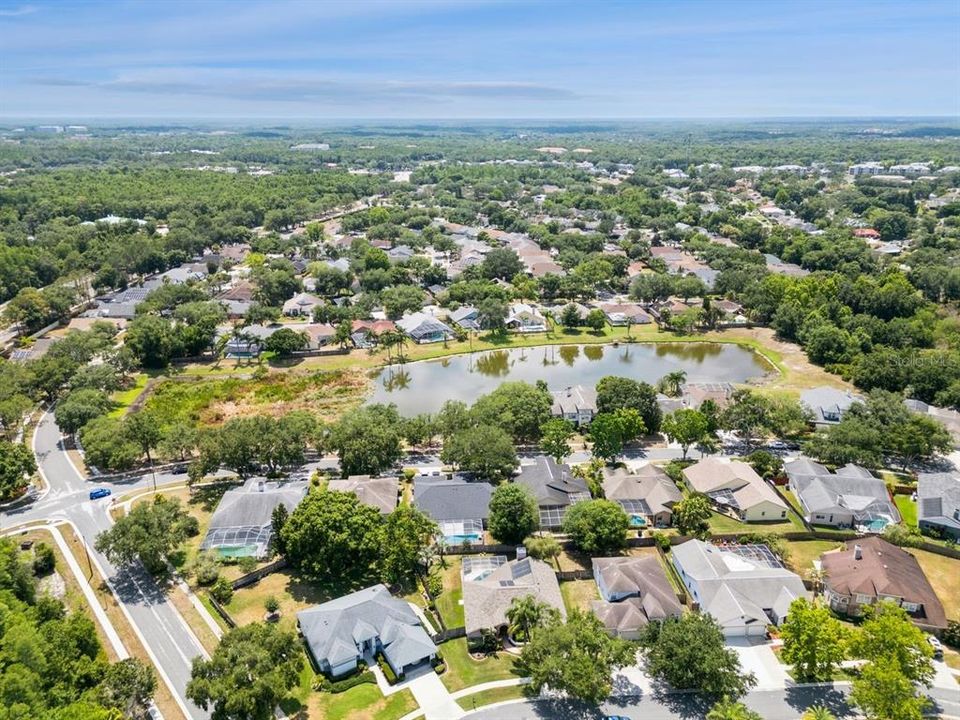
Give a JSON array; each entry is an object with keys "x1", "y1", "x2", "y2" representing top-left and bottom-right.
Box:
[
  {"x1": 786, "y1": 458, "x2": 897, "y2": 522},
  {"x1": 413, "y1": 478, "x2": 493, "y2": 522},
  {"x1": 602, "y1": 465, "x2": 682, "y2": 515},
  {"x1": 515, "y1": 456, "x2": 588, "y2": 508},
  {"x1": 462, "y1": 557, "x2": 565, "y2": 635},
  {"x1": 917, "y1": 472, "x2": 960, "y2": 530},
  {"x1": 201, "y1": 479, "x2": 307, "y2": 555},
  {"x1": 327, "y1": 476, "x2": 398, "y2": 515},
  {"x1": 297, "y1": 584, "x2": 436, "y2": 670}
]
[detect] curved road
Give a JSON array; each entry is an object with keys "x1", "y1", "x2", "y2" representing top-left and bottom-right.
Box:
[{"x1": 2, "y1": 411, "x2": 210, "y2": 720}]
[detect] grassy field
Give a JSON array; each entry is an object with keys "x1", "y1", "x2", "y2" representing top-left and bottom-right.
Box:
[
  {"x1": 911, "y1": 549, "x2": 960, "y2": 622},
  {"x1": 433, "y1": 556, "x2": 464, "y2": 629},
  {"x1": 895, "y1": 495, "x2": 918, "y2": 527},
  {"x1": 439, "y1": 638, "x2": 520, "y2": 692},
  {"x1": 783, "y1": 539, "x2": 844, "y2": 577},
  {"x1": 141, "y1": 367, "x2": 367, "y2": 427},
  {"x1": 559, "y1": 579, "x2": 600, "y2": 614},
  {"x1": 107, "y1": 373, "x2": 150, "y2": 418}
]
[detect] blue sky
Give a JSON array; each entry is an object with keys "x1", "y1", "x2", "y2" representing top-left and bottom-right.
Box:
[{"x1": 1, "y1": 0, "x2": 958, "y2": 119}]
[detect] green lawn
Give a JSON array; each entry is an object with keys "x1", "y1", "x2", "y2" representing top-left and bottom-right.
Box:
[
  {"x1": 559, "y1": 580, "x2": 600, "y2": 614},
  {"x1": 707, "y1": 509, "x2": 805, "y2": 535},
  {"x1": 782, "y1": 539, "x2": 844, "y2": 577},
  {"x1": 107, "y1": 373, "x2": 149, "y2": 418},
  {"x1": 780, "y1": 488, "x2": 805, "y2": 517},
  {"x1": 895, "y1": 495, "x2": 917, "y2": 527},
  {"x1": 433, "y1": 557, "x2": 464, "y2": 629},
  {"x1": 459, "y1": 684, "x2": 529, "y2": 711},
  {"x1": 307, "y1": 684, "x2": 418, "y2": 720},
  {"x1": 440, "y1": 638, "x2": 520, "y2": 692}
]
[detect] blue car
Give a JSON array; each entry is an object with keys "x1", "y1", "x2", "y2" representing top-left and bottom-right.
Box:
[{"x1": 89, "y1": 488, "x2": 111, "y2": 500}]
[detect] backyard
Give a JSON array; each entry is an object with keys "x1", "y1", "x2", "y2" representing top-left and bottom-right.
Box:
[
  {"x1": 895, "y1": 495, "x2": 918, "y2": 527},
  {"x1": 559, "y1": 579, "x2": 600, "y2": 614},
  {"x1": 707, "y1": 509, "x2": 806, "y2": 535},
  {"x1": 911, "y1": 549, "x2": 960, "y2": 622},
  {"x1": 782, "y1": 539, "x2": 844, "y2": 577},
  {"x1": 433, "y1": 556, "x2": 464, "y2": 629}
]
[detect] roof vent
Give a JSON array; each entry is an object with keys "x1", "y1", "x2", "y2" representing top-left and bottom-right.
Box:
[{"x1": 854, "y1": 544, "x2": 862, "y2": 560}]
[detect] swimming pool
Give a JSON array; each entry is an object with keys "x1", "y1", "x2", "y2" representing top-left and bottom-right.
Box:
[
  {"x1": 629, "y1": 514, "x2": 648, "y2": 528},
  {"x1": 445, "y1": 533, "x2": 482, "y2": 545}
]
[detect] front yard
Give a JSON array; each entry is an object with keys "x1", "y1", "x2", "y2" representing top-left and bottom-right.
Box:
[{"x1": 439, "y1": 638, "x2": 520, "y2": 692}]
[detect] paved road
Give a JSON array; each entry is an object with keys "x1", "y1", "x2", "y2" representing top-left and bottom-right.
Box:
[
  {"x1": 463, "y1": 685, "x2": 960, "y2": 720},
  {"x1": 2, "y1": 411, "x2": 210, "y2": 720}
]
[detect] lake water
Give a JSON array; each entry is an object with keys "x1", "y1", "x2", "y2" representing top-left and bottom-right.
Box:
[{"x1": 368, "y1": 342, "x2": 772, "y2": 416}]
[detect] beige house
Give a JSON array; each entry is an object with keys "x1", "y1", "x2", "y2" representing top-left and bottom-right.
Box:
[
  {"x1": 462, "y1": 557, "x2": 565, "y2": 638},
  {"x1": 683, "y1": 458, "x2": 788, "y2": 523},
  {"x1": 603, "y1": 464, "x2": 682, "y2": 528},
  {"x1": 591, "y1": 556, "x2": 683, "y2": 639},
  {"x1": 327, "y1": 476, "x2": 399, "y2": 515}
]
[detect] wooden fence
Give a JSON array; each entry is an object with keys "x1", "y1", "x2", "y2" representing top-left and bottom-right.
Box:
[
  {"x1": 207, "y1": 596, "x2": 237, "y2": 628},
  {"x1": 232, "y1": 557, "x2": 289, "y2": 590}
]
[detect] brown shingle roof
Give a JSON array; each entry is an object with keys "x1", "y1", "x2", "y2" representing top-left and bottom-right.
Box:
[{"x1": 821, "y1": 537, "x2": 947, "y2": 629}]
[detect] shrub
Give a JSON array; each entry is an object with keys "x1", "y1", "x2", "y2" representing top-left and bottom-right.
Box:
[
  {"x1": 651, "y1": 531, "x2": 672, "y2": 552},
  {"x1": 468, "y1": 628, "x2": 501, "y2": 654},
  {"x1": 524, "y1": 535, "x2": 561, "y2": 561},
  {"x1": 376, "y1": 653, "x2": 399, "y2": 684},
  {"x1": 943, "y1": 620, "x2": 960, "y2": 650},
  {"x1": 264, "y1": 596, "x2": 280, "y2": 613},
  {"x1": 210, "y1": 577, "x2": 233, "y2": 604},
  {"x1": 194, "y1": 550, "x2": 220, "y2": 586},
  {"x1": 882, "y1": 523, "x2": 923, "y2": 548},
  {"x1": 238, "y1": 555, "x2": 257, "y2": 573},
  {"x1": 433, "y1": 662, "x2": 446, "y2": 675},
  {"x1": 32, "y1": 542, "x2": 55, "y2": 575},
  {"x1": 319, "y1": 670, "x2": 376, "y2": 693},
  {"x1": 426, "y1": 571, "x2": 443, "y2": 598}
]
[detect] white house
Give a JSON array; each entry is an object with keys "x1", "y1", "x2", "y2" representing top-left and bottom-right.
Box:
[{"x1": 505, "y1": 303, "x2": 547, "y2": 332}]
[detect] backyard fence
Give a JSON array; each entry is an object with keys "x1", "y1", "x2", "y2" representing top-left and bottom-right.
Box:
[
  {"x1": 207, "y1": 596, "x2": 237, "y2": 629},
  {"x1": 555, "y1": 569, "x2": 594, "y2": 581},
  {"x1": 432, "y1": 627, "x2": 466, "y2": 644},
  {"x1": 231, "y1": 557, "x2": 288, "y2": 590}
]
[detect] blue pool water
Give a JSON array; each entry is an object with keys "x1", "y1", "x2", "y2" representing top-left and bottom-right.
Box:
[
  {"x1": 446, "y1": 533, "x2": 482, "y2": 544},
  {"x1": 629, "y1": 515, "x2": 647, "y2": 528}
]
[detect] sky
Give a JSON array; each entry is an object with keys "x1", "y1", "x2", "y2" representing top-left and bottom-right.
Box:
[{"x1": 1, "y1": 0, "x2": 958, "y2": 120}]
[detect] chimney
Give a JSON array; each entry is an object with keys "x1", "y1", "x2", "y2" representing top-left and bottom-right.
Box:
[{"x1": 854, "y1": 544, "x2": 862, "y2": 560}]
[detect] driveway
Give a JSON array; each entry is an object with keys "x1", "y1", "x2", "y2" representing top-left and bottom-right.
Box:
[
  {"x1": 403, "y1": 666, "x2": 464, "y2": 720},
  {"x1": 727, "y1": 638, "x2": 791, "y2": 690}
]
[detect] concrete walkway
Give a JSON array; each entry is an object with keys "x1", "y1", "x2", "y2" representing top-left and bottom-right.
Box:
[{"x1": 727, "y1": 638, "x2": 791, "y2": 690}]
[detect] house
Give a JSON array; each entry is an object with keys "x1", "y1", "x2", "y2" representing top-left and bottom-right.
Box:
[
  {"x1": 219, "y1": 279, "x2": 257, "y2": 303},
  {"x1": 447, "y1": 305, "x2": 480, "y2": 331},
  {"x1": 785, "y1": 457, "x2": 898, "y2": 530},
  {"x1": 300, "y1": 323, "x2": 337, "y2": 349},
  {"x1": 298, "y1": 585, "x2": 437, "y2": 678},
  {"x1": 514, "y1": 456, "x2": 590, "y2": 529},
  {"x1": 683, "y1": 458, "x2": 789, "y2": 522},
  {"x1": 681, "y1": 382, "x2": 735, "y2": 409},
  {"x1": 396, "y1": 312, "x2": 453, "y2": 344},
  {"x1": 350, "y1": 319, "x2": 396, "y2": 347},
  {"x1": 916, "y1": 472, "x2": 960, "y2": 540},
  {"x1": 413, "y1": 475, "x2": 493, "y2": 545},
  {"x1": 820, "y1": 537, "x2": 947, "y2": 631},
  {"x1": 220, "y1": 324, "x2": 282, "y2": 358},
  {"x1": 905, "y1": 399, "x2": 960, "y2": 445},
  {"x1": 591, "y1": 556, "x2": 683, "y2": 639},
  {"x1": 282, "y1": 292, "x2": 323, "y2": 317},
  {"x1": 327, "y1": 476, "x2": 398, "y2": 515},
  {"x1": 387, "y1": 245, "x2": 416, "y2": 263},
  {"x1": 200, "y1": 479, "x2": 308, "y2": 559},
  {"x1": 800, "y1": 386, "x2": 862, "y2": 425},
  {"x1": 462, "y1": 557, "x2": 566, "y2": 638},
  {"x1": 603, "y1": 464, "x2": 683, "y2": 528},
  {"x1": 600, "y1": 302, "x2": 653, "y2": 326},
  {"x1": 550, "y1": 385, "x2": 598, "y2": 426},
  {"x1": 505, "y1": 303, "x2": 547, "y2": 332},
  {"x1": 671, "y1": 539, "x2": 809, "y2": 637}
]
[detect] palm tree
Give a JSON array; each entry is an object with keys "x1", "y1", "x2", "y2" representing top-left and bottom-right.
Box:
[
  {"x1": 802, "y1": 706, "x2": 837, "y2": 720},
  {"x1": 505, "y1": 595, "x2": 558, "y2": 643},
  {"x1": 663, "y1": 370, "x2": 687, "y2": 397},
  {"x1": 333, "y1": 321, "x2": 352, "y2": 350},
  {"x1": 807, "y1": 567, "x2": 826, "y2": 598}
]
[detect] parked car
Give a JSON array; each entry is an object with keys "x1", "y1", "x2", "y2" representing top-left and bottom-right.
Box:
[
  {"x1": 928, "y1": 635, "x2": 943, "y2": 659},
  {"x1": 88, "y1": 488, "x2": 111, "y2": 500}
]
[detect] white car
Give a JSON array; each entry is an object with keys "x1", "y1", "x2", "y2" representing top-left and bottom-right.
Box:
[{"x1": 928, "y1": 635, "x2": 943, "y2": 659}]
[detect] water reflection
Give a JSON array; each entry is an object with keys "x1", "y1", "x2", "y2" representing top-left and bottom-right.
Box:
[
  {"x1": 371, "y1": 343, "x2": 770, "y2": 416},
  {"x1": 559, "y1": 345, "x2": 580, "y2": 366}
]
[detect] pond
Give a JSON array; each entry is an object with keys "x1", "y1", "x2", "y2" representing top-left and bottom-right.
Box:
[{"x1": 368, "y1": 342, "x2": 772, "y2": 416}]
